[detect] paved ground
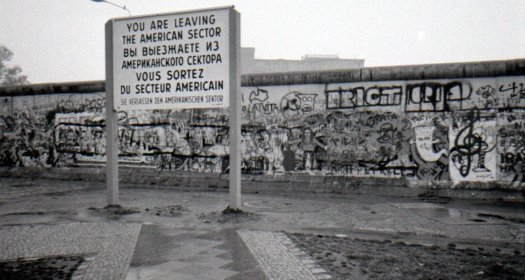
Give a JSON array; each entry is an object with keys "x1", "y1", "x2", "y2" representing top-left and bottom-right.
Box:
[
  {"x1": 0, "y1": 222, "x2": 140, "y2": 279},
  {"x1": 0, "y1": 176, "x2": 523, "y2": 279},
  {"x1": 238, "y1": 230, "x2": 332, "y2": 279}
]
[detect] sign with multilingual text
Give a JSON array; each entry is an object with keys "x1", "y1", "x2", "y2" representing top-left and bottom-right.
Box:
[{"x1": 111, "y1": 7, "x2": 233, "y2": 110}]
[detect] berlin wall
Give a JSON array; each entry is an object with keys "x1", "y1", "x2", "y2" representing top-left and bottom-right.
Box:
[{"x1": 1, "y1": 59, "x2": 524, "y2": 190}]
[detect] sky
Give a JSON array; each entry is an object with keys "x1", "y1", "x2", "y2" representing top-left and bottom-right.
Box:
[{"x1": 1, "y1": 0, "x2": 524, "y2": 84}]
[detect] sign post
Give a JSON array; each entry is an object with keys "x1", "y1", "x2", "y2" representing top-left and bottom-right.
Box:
[
  {"x1": 105, "y1": 20, "x2": 119, "y2": 205},
  {"x1": 228, "y1": 10, "x2": 241, "y2": 209},
  {"x1": 105, "y1": 6, "x2": 241, "y2": 208}
]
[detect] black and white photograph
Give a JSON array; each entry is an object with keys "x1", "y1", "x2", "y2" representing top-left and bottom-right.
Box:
[{"x1": 0, "y1": 0, "x2": 524, "y2": 279}]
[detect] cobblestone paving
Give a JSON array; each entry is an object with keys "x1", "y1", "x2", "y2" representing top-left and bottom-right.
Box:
[
  {"x1": 0, "y1": 222, "x2": 141, "y2": 279},
  {"x1": 127, "y1": 226, "x2": 241, "y2": 280},
  {"x1": 238, "y1": 230, "x2": 332, "y2": 280}
]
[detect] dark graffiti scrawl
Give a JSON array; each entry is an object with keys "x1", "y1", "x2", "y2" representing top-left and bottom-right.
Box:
[
  {"x1": 449, "y1": 111, "x2": 497, "y2": 181},
  {"x1": 405, "y1": 81, "x2": 472, "y2": 112},
  {"x1": 497, "y1": 113, "x2": 525, "y2": 187},
  {"x1": 325, "y1": 84, "x2": 402, "y2": 109}
]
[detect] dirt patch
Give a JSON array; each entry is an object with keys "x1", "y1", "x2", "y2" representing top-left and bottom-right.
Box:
[
  {"x1": 288, "y1": 233, "x2": 525, "y2": 280},
  {"x1": 2, "y1": 211, "x2": 45, "y2": 216},
  {"x1": 417, "y1": 189, "x2": 451, "y2": 204},
  {"x1": 223, "y1": 205, "x2": 244, "y2": 214},
  {"x1": 0, "y1": 255, "x2": 88, "y2": 279},
  {"x1": 478, "y1": 213, "x2": 525, "y2": 224},
  {"x1": 144, "y1": 205, "x2": 188, "y2": 217},
  {"x1": 197, "y1": 210, "x2": 258, "y2": 224},
  {"x1": 41, "y1": 191, "x2": 68, "y2": 197},
  {"x1": 87, "y1": 205, "x2": 140, "y2": 219}
]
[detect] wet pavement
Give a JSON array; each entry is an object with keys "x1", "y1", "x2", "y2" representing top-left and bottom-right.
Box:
[{"x1": 0, "y1": 176, "x2": 524, "y2": 279}]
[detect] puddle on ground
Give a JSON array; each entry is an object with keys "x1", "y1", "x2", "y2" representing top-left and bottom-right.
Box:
[
  {"x1": 243, "y1": 199, "x2": 323, "y2": 213},
  {"x1": 0, "y1": 210, "x2": 76, "y2": 226},
  {"x1": 391, "y1": 203, "x2": 508, "y2": 225}
]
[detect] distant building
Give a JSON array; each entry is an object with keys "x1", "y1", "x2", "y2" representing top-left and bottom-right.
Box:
[{"x1": 241, "y1": 47, "x2": 364, "y2": 74}]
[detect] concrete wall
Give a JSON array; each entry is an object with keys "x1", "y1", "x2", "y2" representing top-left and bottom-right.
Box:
[{"x1": 1, "y1": 60, "x2": 524, "y2": 191}]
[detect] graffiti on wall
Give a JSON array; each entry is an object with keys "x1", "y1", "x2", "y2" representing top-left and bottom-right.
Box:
[
  {"x1": 0, "y1": 76, "x2": 524, "y2": 187},
  {"x1": 0, "y1": 104, "x2": 56, "y2": 167},
  {"x1": 409, "y1": 113, "x2": 450, "y2": 180},
  {"x1": 405, "y1": 81, "x2": 472, "y2": 112},
  {"x1": 449, "y1": 111, "x2": 497, "y2": 183},
  {"x1": 497, "y1": 113, "x2": 525, "y2": 186},
  {"x1": 52, "y1": 106, "x2": 232, "y2": 172},
  {"x1": 325, "y1": 84, "x2": 402, "y2": 109}
]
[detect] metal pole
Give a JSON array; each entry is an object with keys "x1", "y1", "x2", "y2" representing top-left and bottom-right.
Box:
[
  {"x1": 105, "y1": 20, "x2": 119, "y2": 206},
  {"x1": 91, "y1": 0, "x2": 131, "y2": 16},
  {"x1": 228, "y1": 9, "x2": 241, "y2": 209}
]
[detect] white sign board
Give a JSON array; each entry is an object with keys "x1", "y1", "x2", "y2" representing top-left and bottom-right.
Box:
[{"x1": 111, "y1": 7, "x2": 232, "y2": 110}]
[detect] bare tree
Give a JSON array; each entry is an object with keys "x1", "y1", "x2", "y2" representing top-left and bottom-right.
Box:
[{"x1": 0, "y1": 45, "x2": 29, "y2": 86}]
